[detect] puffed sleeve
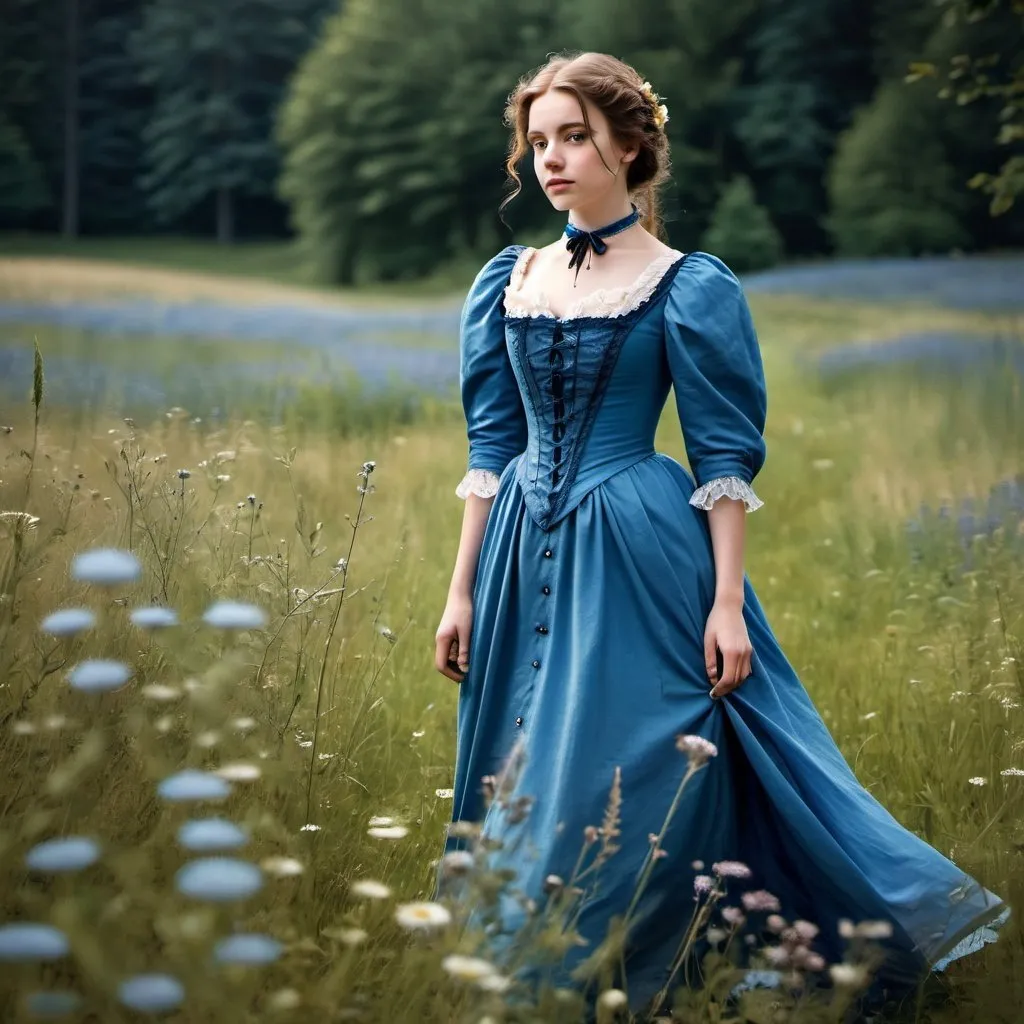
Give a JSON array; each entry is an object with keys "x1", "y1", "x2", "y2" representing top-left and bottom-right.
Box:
[
  {"x1": 665, "y1": 252, "x2": 767, "y2": 512},
  {"x1": 455, "y1": 246, "x2": 528, "y2": 499}
]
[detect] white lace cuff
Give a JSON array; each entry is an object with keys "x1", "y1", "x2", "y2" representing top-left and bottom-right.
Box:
[
  {"x1": 689, "y1": 476, "x2": 763, "y2": 513},
  {"x1": 456, "y1": 468, "x2": 501, "y2": 500}
]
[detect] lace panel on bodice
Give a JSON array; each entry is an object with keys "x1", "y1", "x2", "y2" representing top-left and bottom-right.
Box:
[{"x1": 504, "y1": 247, "x2": 684, "y2": 321}]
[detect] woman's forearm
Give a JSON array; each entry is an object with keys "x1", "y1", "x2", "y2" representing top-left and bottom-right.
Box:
[
  {"x1": 448, "y1": 494, "x2": 494, "y2": 600},
  {"x1": 706, "y1": 497, "x2": 746, "y2": 607}
]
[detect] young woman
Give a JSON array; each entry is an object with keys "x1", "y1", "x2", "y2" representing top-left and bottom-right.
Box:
[{"x1": 433, "y1": 51, "x2": 1007, "y2": 1014}]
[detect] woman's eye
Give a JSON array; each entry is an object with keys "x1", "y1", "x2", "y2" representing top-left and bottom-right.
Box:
[{"x1": 568, "y1": 132, "x2": 587, "y2": 143}]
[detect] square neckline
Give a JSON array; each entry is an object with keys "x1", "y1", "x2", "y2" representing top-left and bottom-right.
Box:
[{"x1": 504, "y1": 245, "x2": 687, "y2": 323}]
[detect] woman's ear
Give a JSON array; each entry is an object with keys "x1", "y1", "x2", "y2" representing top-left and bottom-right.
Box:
[{"x1": 620, "y1": 143, "x2": 640, "y2": 165}]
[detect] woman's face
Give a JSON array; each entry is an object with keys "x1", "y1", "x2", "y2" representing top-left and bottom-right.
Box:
[{"x1": 526, "y1": 88, "x2": 636, "y2": 215}]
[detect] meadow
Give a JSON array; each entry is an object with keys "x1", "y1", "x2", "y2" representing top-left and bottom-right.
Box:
[{"x1": 0, "y1": 251, "x2": 1022, "y2": 1023}]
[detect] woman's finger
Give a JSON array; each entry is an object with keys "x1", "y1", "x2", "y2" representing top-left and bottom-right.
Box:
[
  {"x1": 435, "y1": 632, "x2": 464, "y2": 682},
  {"x1": 704, "y1": 631, "x2": 718, "y2": 683}
]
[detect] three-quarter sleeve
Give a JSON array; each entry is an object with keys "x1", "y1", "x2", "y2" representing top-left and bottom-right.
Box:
[
  {"x1": 664, "y1": 252, "x2": 767, "y2": 512},
  {"x1": 456, "y1": 245, "x2": 528, "y2": 499}
]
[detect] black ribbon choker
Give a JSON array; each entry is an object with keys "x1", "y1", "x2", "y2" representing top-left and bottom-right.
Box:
[{"x1": 564, "y1": 203, "x2": 641, "y2": 285}]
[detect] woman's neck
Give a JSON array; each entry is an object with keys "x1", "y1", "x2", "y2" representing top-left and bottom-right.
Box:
[{"x1": 567, "y1": 197, "x2": 636, "y2": 233}]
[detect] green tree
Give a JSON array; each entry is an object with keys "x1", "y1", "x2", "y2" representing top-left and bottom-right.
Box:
[
  {"x1": 828, "y1": 81, "x2": 970, "y2": 255},
  {"x1": 907, "y1": 0, "x2": 1024, "y2": 215},
  {"x1": 733, "y1": 0, "x2": 875, "y2": 254},
  {"x1": 700, "y1": 175, "x2": 783, "y2": 271},
  {"x1": 0, "y1": 112, "x2": 50, "y2": 221},
  {"x1": 278, "y1": 0, "x2": 563, "y2": 284},
  {"x1": 132, "y1": 0, "x2": 328, "y2": 243}
]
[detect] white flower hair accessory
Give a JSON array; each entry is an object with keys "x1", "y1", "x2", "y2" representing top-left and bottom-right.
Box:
[{"x1": 639, "y1": 80, "x2": 670, "y2": 131}]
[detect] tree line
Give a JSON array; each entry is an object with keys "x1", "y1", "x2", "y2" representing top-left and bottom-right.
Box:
[{"x1": 1, "y1": 0, "x2": 1021, "y2": 282}]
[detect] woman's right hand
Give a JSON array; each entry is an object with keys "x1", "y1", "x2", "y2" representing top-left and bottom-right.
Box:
[{"x1": 435, "y1": 594, "x2": 473, "y2": 683}]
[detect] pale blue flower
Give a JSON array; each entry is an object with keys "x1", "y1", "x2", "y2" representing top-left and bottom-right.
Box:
[
  {"x1": 177, "y1": 818, "x2": 248, "y2": 851},
  {"x1": 24, "y1": 990, "x2": 82, "y2": 1017},
  {"x1": 25, "y1": 837, "x2": 100, "y2": 873},
  {"x1": 129, "y1": 606, "x2": 179, "y2": 629},
  {"x1": 213, "y1": 934, "x2": 283, "y2": 965},
  {"x1": 67, "y1": 659, "x2": 133, "y2": 693},
  {"x1": 202, "y1": 600, "x2": 267, "y2": 630},
  {"x1": 71, "y1": 548, "x2": 141, "y2": 586},
  {"x1": 118, "y1": 974, "x2": 185, "y2": 1013},
  {"x1": 40, "y1": 608, "x2": 96, "y2": 637},
  {"x1": 175, "y1": 858, "x2": 263, "y2": 902},
  {"x1": 0, "y1": 924, "x2": 69, "y2": 962},
  {"x1": 157, "y1": 770, "x2": 231, "y2": 802}
]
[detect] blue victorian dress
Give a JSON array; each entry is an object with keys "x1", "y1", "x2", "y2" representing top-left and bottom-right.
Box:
[{"x1": 441, "y1": 244, "x2": 1007, "y2": 1011}]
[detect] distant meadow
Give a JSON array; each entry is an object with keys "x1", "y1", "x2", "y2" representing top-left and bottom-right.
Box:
[{"x1": 1, "y1": 254, "x2": 1023, "y2": 1022}]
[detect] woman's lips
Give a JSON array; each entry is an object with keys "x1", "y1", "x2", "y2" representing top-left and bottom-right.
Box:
[{"x1": 547, "y1": 180, "x2": 573, "y2": 192}]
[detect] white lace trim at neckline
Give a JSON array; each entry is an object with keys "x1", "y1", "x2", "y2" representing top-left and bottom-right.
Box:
[{"x1": 504, "y1": 246, "x2": 684, "y2": 321}]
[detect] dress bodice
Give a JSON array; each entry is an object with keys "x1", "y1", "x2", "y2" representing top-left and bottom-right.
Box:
[{"x1": 456, "y1": 245, "x2": 768, "y2": 531}]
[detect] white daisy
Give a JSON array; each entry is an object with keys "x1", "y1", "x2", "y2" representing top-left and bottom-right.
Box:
[{"x1": 394, "y1": 901, "x2": 451, "y2": 932}]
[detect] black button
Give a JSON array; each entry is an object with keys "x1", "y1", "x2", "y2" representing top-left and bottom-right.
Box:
[
  {"x1": 544, "y1": 549, "x2": 553, "y2": 558},
  {"x1": 536, "y1": 625, "x2": 549, "y2": 635},
  {"x1": 515, "y1": 716, "x2": 523, "y2": 727},
  {"x1": 542, "y1": 586, "x2": 550, "y2": 595},
  {"x1": 532, "y1": 660, "x2": 540, "y2": 669}
]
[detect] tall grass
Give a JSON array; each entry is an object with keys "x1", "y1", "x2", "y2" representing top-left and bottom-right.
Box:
[{"x1": 0, "y1": 319, "x2": 1022, "y2": 1022}]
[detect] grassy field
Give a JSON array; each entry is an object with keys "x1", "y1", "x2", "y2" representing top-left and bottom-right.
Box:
[{"x1": 0, "y1": 258, "x2": 1022, "y2": 1023}]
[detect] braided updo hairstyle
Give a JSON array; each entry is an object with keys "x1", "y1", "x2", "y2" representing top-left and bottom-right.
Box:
[{"x1": 500, "y1": 51, "x2": 672, "y2": 241}]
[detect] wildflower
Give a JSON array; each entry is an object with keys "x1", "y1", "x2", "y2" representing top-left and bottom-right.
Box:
[
  {"x1": 25, "y1": 837, "x2": 101, "y2": 873},
  {"x1": 435, "y1": 788, "x2": 454, "y2": 799},
  {"x1": 215, "y1": 474, "x2": 231, "y2": 483},
  {"x1": 157, "y1": 770, "x2": 231, "y2": 803},
  {"x1": 130, "y1": 606, "x2": 179, "y2": 629},
  {"x1": 838, "y1": 919, "x2": 855, "y2": 939},
  {"x1": 543, "y1": 874, "x2": 565, "y2": 894},
  {"x1": 792, "y1": 948, "x2": 825, "y2": 972},
  {"x1": 721, "y1": 906, "x2": 746, "y2": 927},
  {"x1": 693, "y1": 875, "x2": 715, "y2": 896},
  {"x1": 231, "y1": 717, "x2": 257, "y2": 733},
  {"x1": 202, "y1": 600, "x2": 267, "y2": 630},
  {"x1": 350, "y1": 879, "x2": 391, "y2": 900},
  {"x1": 177, "y1": 469, "x2": 191, "y2": 480},
  {"x1": 118, "y1": 974, "x2": 185, "y2": 1013},
  {"x1": 705, "y1": 927, "x2": 728, "y2": 945},
  {"x1": 368, "y1": 815, "x2": 395, "y2": 827},
  {"x1": 213, "y1": 934, "x2": 282, "y2": 966},
  {"x1": 692, "y1": 859, "x2": 704, "y2": 870},
  {"x1": 712, "y1": 860, "x2": 752, "y2": 879},
  {"x1": 0, "y1": 511, "x2": 40, "y2": 529},
  {"x1": 368, "y1": 825, "x2": 408, "y2": 840},
  {"x1": 71, "y1": 548, "x2": 141, "y2": 586},
  {"x1": 448, "y1": 821, "x2": 479, "y2": 840},
  {"x1": 855, "y1": 920, "x2": 893, "y2": 940},
  {"x1": 441, "y1": 954, "x2": 498, "y2": 982},
  {"x1": 792, "y1": 920, "x2": 819, "y2": 942},
  {"x1": 380, "y1": 626, "x2": 397, "y2": 643},
  {"x1": 261, "y1": 857, "x2": 304, "y2": 877},
  {"x1": 440, "y1": 851, "x2": 474, "y2": 877},
  {"x1": 300, "y1": 824, "x2": 321, "y2": 833},
  {"x1": 675, "y1": 734, "x2": 718, "y2": 765},
  {"x1": 766, "y1": 914, "x2": 786, "y2": 933},
  {"x1": 829, "y1": 963, "x2": 868, "y2": 988},
  {"x1": 741, "y1": 890, "x2": 781, "y2": 913},
  {"x1": 216, "y1": 763, "x2": 261, "y2": 783},
  {"x1": 40, "y1": 608, "x2": 96, "y2": 637},
  {"x1": 215, "y1": 450, "x2": 236, "y2": 462},
  {"x1": 1000, "y1": 767, "x2": 1024, "y2": 777},
  {"x1": 175, "y1": 858, "x2": 263, "y2": 902},
  {"x1": 67, "y1": 659, "x2": 133, "y2": 693},
  {"x1": 476, "y1": 973, "x2": 511, "y2": 993},
  {"x1": 968, "y1": 776, "x2": 987, "y2": 786},
  {"x1": 596, "y1": 988, "x2": 629, "y2": 1011},
  {"x1": 763, "y1": 946, "x2": 790, "y2": 967},
  {"x1": 329, "y1": 927, "x2": 367, "y2": 946},
  {"x1": 394, "y1": 901, "x2": 451, "y2": 932},
  {"x1": 140, "y1": 684, "x2": 180, "y2": 700},
  {"x1": 266, "y1": 989, "x2": 301, "y2": 1011}
]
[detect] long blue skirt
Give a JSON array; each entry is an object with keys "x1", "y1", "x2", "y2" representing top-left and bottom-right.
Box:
[{"x1": 442, "y1": 451, "x2": 1007, "y2": 1012}]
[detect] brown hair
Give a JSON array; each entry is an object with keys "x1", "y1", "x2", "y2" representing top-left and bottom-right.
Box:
[{"x1": 500, "y1": 51, "x2": 672, "y2": 241}]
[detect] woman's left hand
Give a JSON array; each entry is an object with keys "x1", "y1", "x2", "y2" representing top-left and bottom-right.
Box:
[{"x1": 704, "y1": 600, "x2": 753, "y2": 698}]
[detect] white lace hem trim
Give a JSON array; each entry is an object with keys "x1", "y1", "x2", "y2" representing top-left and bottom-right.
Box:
[
  {"x1": 689, "y1": 476, "x2": 764, "y2": 512},
  {"x1": 504, "y1": 247, "x2": 683, "y2": 321},
  {"x1": 456, "y1": 468, "x2": 501, "y2": 500}
]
